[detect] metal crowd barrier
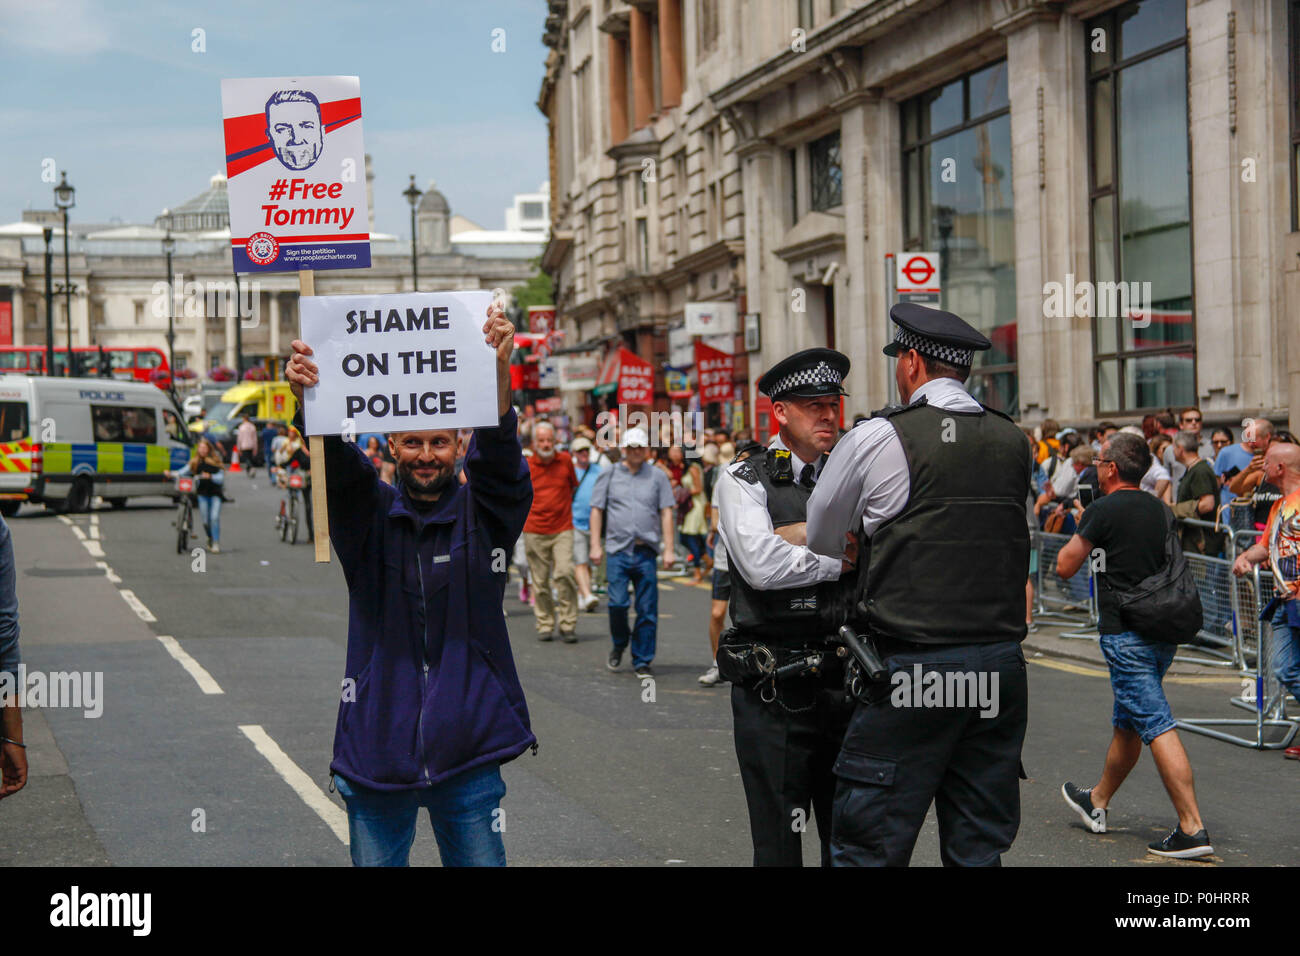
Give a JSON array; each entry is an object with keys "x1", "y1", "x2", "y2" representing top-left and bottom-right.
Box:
[
  {"x1": 1031, "y1": 530, "x2": 1096, "y2": 631},
  {"x1": 1029, "y1": 513, "x2": 1295, "y2": 749}
]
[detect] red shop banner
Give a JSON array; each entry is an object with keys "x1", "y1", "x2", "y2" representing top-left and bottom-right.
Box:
[
  {"x1": 617, "y1": 348, "x2": 654, "y2": 406},
  {"x1": 695, "y1": 341, "x2": 733, "y2": 405}
]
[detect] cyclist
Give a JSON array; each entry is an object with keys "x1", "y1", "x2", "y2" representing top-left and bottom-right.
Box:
[
  {"x1": 281, "y1": 426, "x2": 313, "y2": 542},
  {"x1": 168, "y1": 437, "x2": 226, "y2": 552}
]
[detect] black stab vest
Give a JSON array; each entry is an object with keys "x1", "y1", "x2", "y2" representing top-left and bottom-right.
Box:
[
  {"x1": 855, "y1": 402, "x2": 1032, "y2": 645},
  {"x1": 729, "y1": 448, "x2": 843, "y2": 642}
]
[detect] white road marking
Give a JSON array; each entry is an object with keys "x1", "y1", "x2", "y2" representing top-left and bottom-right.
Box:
[
  {"x1": 94, "y1": 561, "x2": 122, "y2": 584},
  {"x1": 239, "y1": 724, "x2": 349, "y2": 846},
  {"x1": 56, "y1": 515, "x2": 71, "y2": 526},
  {"x1": 87, "y1": 524, "x2": 99, "y2": 539},
  {"x1": 70, "y1": 525, "x2": 85, "y2": 540},
  {"x1": 82, "y1": 540, "x2": 105, "y2": 558},
  {"x1": 156, "y1": 635, "x2": 224, "y2": 695},
  {"x1": 119, "y1": 589, "x2": 156, "y2": 622}
]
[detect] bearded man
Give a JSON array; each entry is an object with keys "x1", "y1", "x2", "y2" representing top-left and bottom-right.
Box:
[{"x1": 284, "y1": 302, "x2": 535, "y2": 867}]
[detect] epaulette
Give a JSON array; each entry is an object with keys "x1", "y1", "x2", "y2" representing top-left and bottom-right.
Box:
[
  {"x1": 731, "y1": 439, "x2": 765, "y2": 463},
  {"x1": 730, "y1": 459, "x2": 759, "y2": 485},
  {"x1": 979, "y1": 402, "x2": 1016, "y2": 424},
  {"x1": 869, "y1": 395, "x2": 929, "y2": 419}
]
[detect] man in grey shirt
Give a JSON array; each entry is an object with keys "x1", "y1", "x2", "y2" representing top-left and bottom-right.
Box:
[{"x1": 589, "y1": 427, "x2": 675, "y2": 679}]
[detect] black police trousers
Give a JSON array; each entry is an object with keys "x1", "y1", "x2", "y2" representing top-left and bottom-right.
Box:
[
  {"x1": 732, "y1": 679, "x2": 854, "y2": 867},
  {"x1": 830, "y1": 639, "x2": 1028, "y2": 867}
]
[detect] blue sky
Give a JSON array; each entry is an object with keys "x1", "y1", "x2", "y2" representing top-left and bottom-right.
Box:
[{"x1": 0, "y1": 0, "x2": 550, "y2": 236}]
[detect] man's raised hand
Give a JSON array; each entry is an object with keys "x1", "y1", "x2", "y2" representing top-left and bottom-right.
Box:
[{"x1": 285, "y1": 339, "x2": 318, "y2": 402}]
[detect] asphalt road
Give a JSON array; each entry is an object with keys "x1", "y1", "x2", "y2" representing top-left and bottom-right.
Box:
[{"x1": 2, "y1": 467, "x2": 1296, "y2": 866}]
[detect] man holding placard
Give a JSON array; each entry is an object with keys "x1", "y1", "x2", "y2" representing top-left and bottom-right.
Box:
[{"x1": 285, "y1": 298, "x2": 535, "y2": 867}]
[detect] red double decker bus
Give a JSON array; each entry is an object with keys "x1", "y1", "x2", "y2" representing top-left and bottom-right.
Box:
[{"x1": 0, "y1": 346, "x2": 170, "y2": 386}]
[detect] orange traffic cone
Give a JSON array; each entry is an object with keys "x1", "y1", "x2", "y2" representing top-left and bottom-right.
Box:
[{"x1": 229, "y1": 450, "x2": 241, "y2": 473}]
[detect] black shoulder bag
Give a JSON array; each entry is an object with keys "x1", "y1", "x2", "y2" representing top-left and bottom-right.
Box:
[{"x1": 1102, "y1": 510, "x2": 1204, "y2": 645}]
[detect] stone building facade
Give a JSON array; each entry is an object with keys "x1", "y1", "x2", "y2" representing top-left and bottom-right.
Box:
[{"x1": 541, "y1": 0, "x2": 1300, "y2": 432}]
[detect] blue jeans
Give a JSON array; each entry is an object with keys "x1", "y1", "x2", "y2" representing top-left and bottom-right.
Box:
[
  {"x1": 1098, "y1": 631, "x2": 1177, "y2": 744},
  {"x1": 606, "y1": 545, "x2": 658, "y2": 668},
  {"x1": 197, "y1": 494, "x2": 221, "y2": 544},
  {"x1": 1269, "y1": 604, "x2": 1300, "y2": 704},
  {"x1": 682, "y1": 533, "x2": 707, "y2": 568},
  {"x1": 334, "y1": 764, "x2": 507, "y2": 867}
]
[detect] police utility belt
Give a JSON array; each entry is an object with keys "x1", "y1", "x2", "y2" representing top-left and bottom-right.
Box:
[{"x1": 716, "y1": 444, "x2": 887, "y2": 704}]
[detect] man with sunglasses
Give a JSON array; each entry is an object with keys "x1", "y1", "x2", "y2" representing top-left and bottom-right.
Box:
[{"x1": 1056, "y1": 432, "x2": 1213, "y2": 858}]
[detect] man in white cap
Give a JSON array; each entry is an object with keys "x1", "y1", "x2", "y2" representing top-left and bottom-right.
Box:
[{"x1": 588, "y1": 426, "x2": 676, "y2": 679}]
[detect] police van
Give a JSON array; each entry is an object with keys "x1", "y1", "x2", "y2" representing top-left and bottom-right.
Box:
[{"x1": 0, "y1": 377, "x2": 192, "y2": 515}]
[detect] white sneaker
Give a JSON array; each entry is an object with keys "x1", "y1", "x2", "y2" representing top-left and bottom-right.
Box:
[
  {"x1": 698, "y1": 665, "x2": 721, "y2": 686},
  {"x1": 210, "y1": 543, "x2": 221, "y2": 554},
  {"x1": 583, "y1": 594, "x2": 599, "y2": 612}
]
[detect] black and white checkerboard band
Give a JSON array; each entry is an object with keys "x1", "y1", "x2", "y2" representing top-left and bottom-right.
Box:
[
  {"x1": 893, "y1": 327, "x2": 973, "y2": 366},
  {"x1": 768, "y1": 361, "x2": 844, "y2": 397}
]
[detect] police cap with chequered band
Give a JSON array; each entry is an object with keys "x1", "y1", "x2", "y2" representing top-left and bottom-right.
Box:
[
  {"x1": 882, "y1": 302, "x2": 992, "y2": 367},
  {"x1": 757, "y1": 347, "x2": 851, "y2": 401}
]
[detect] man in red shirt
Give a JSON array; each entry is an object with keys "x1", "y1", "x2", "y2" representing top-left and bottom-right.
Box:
[{"x1": 524, "y1": 421, "x2": 580, "y2": 641}]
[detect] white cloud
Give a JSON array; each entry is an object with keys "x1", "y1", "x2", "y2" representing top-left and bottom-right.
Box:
[{"x1": 0, "y1": 0, "x2": 116, "y2": 56}]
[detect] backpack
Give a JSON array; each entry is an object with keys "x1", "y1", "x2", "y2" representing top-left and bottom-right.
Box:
[{"x1": 1100, "y1": 510, "x2": 1204, "y2": 644}]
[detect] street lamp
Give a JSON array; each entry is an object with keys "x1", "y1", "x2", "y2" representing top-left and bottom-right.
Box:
[
  {"x1": 53, "y1": 171, "x2": 75, "y2": 374},
  {"x1": 42, "y1": 227, "x2": 54, "y2": 376},
  {"x1": 161, "y1": 209, "x2": 176, "y2": 374},
  {"x1": 402, "y1": 175, "x2": 422, "y2": 292}
]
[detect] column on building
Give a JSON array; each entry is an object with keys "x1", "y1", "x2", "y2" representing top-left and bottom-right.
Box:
[
  {"x1": 609, "y1": 33, "x2": 629, "y2": 143},
  {"x1": 10, "y1": 288, "x2": 22, "y2": 346},
  {"x1": 268, "y1": 291, "x2": 281, "y2": 365},
  {"x1": 658, "y1": 0, "x2": 683, "y2": 110},
  {"x1": 630, "y1": 7, "x2": 654, "y2": 129},
  {"x1": 74, "y1": 292, "x2": 90, "y2": 348},
  {"x1": 1000, "y1": 8, "x2": 1091, "y2": 423},
  {"x1": 737, "y1": 139, "x2": 787, "y2": 414},
  {"x1": 224, "y1": 297, "x2": 237, "y2": 371},
  {"x1": 1187, "y1": 0, "x2": 1283, "y2": 413},
  {"x1": 836, "y1": 92, "x2": 877, "y2": 409}
]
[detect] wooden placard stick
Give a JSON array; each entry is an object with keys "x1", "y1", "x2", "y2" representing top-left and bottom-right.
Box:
[{"x1": 298, "y1": 268, "x2": 331, "y2": 563}]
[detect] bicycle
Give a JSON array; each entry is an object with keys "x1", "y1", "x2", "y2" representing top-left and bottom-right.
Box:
[
  {"x1": 174, "y1": 476, "x2": 196, "y2": 554},
  {"x1": 275, "y1": 471, "x2": 305, "y2": 544}
]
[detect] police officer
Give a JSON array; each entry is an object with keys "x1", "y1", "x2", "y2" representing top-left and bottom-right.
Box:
[
  {"x1": 716, "y1": 348, "x2": 859, "y2": 867},
  {"x1": 806, "y1": 303, "x2": 1032, "y2": 867}
]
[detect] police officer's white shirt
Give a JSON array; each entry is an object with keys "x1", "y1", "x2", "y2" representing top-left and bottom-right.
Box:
[
  {"x1": 806, "y1": 376, "x2": 982, "y2": 559},
  {"x1": 716, "y1": 433, "x2": 841, "y2": 590}
]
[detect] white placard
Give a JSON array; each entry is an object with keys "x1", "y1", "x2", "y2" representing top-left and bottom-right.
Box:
[
  {"x1": 221, "y1": 75, "x2": 371, "y2": 274},
  {"x1": 685, "y1": 301, "x2": 737, "y2": 336},
  {"x1": 558, "y1": 355, "x2": 599, "y2": 391},
  {"x1": 299, "y1": 291, "x2": 497, "y2": 435}
]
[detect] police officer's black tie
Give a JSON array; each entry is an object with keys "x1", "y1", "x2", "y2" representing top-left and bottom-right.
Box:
[{"x1": 800, "y1": 463, "x2": 816, "y2": 489}]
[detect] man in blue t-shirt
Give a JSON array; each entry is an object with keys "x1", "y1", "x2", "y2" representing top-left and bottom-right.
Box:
[
  {"x1": 570, "y1": 437, "x2": 603, "y2": 613},
  {"x1": 1213, "y1": 424, "x2": 1253, "y2": 508}
]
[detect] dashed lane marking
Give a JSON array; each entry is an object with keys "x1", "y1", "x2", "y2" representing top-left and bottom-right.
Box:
[
  {"x1": 156, "y1": 635, "x2": 224, "y2": 695},
  {"x1": 239, "y1": 724, "x2": 349, "y2": 846},
  {"x1": 119, "y1": 589, "x2": 156, "y2": 622}
]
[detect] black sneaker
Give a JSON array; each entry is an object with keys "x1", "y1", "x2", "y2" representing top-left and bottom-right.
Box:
[
  {"x1": 635, "y1": 665, "x2": 654, "y2": 680},
  {"x1": 607, "y1": 646, "x2": 624, "y2": 670},
  {"x1": 560, "y1": 630, "x2": 578, "y2": 644},
  {"x1": 1061, "y1": 781, "x2": 1107, "y2": 833},
  {"x1": 1148, "y1": 826, "x2": 1214, "y2": 859}
]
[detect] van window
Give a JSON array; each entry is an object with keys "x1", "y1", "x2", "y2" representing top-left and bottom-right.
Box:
[
  {"x1": 236, "y1": 402, "x2": 258, "y2": 419},
  {"x1": 92, "y1": 405, "x2": 158, "y2": 443},
  {"x1": 162, "y1": 408, "x2": 190, "y2": 445},
  {"x1": 0, "y1": 402, "x2": 28, "y2": 442}
]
